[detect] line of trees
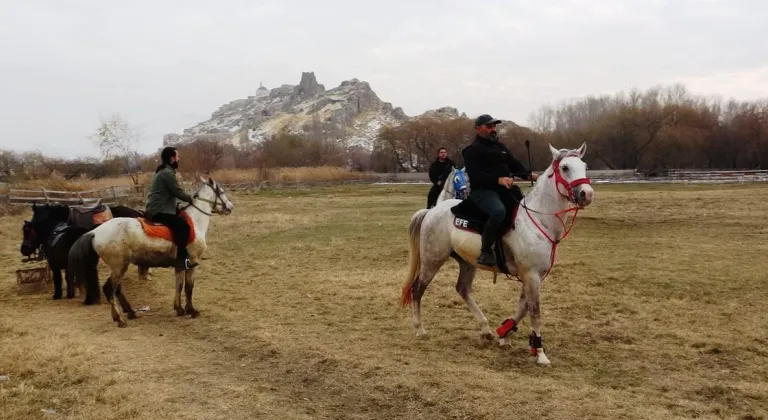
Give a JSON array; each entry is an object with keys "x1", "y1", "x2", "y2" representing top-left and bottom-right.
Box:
[
  {"x1": 375, "y1": 84, "x2": 768, "y2": 173},
  {"x1": 2, "y1": 83, "x2": 766, "y2": 183}
]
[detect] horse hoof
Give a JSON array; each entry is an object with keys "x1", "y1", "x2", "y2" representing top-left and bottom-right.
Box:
[
  {"x1": 498, "y1": 338, "x2": 512, "y2": 348},
  {"x1": 536, "y1": 351, "x2": 551, "y2": 366},
  {"x1": 66, "y1": 295, "x2": 75, "y2": 299},
  {"x1": 175, "y1": 308, "x2": 186, "y2": 316},
  {"x1": 52, "y1": 294, "x2": 62, "y2": 300},
  {"x1": 126, "y1": 312, "x2": 137, "y2": 320},
  {"x1": 188, "y1": 309, "x2": 200, "y2": 318},
  {"x1": 481, "y1": 332, "x2": 494, "y2": 341},
  {"x1": 415, "y1": 329, "x2": 428, "y2": 339},
  {"x1": 117, "y1": 321, "x2": 128, "y2": 328}
]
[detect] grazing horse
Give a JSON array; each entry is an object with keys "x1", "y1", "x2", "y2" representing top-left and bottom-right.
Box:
[
  {"x1": 399, "y1": 143, "x2": 594, "y2": 366},
  {"x1": 68, "y1": 177, "x2": 234, "y2": 327},
  {"x1": 20, "y1": 202, "x2": 151, "y2": 301},
  {"x1": 435, "y1": 166, "x2": 469, "y2": 205}
]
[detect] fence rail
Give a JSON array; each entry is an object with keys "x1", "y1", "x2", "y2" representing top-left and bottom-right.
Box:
[
  {"x1": 2, "y1": 169, "x2": 767, "y2": 206},
  {"x1": 5, "y1": 184, "x2": 146, "y2": 206}
]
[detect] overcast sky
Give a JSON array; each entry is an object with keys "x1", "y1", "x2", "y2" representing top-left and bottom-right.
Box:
[{"x1": 1, "y1": 0, "x2": 766, "y2": 159}]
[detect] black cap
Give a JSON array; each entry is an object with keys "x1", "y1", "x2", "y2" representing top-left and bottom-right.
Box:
[{"x1": 474, "y1": 114, "x2": 502, "y2": 127}]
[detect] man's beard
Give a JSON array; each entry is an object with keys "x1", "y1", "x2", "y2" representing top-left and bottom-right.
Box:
[{"x1": 170, "y1": 161, "x2": 178, "y2": 169}]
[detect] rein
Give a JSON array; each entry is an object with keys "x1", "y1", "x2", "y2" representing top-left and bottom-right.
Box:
[{"x1": 514, "y1": 155, "x2": 591, "y2": 281}]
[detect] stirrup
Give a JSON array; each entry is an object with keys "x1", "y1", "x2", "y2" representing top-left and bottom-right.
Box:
[{"x1": 175, "y1": 258, "x2": 198, "y2": 269}]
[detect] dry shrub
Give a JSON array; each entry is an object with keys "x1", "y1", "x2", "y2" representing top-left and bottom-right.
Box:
[
  {"x1": 10, "y1": 173, "x2": 152, "y2": 192},
  {"x1": 6, "y1": 166, "x2": 376, "y2": 194},
  {"x1": 266, "y1": 166, "x2": 376, "y2": 183}
]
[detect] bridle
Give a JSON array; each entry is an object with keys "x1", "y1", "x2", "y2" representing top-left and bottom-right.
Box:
[
  {"x1": 549, "y1": 155, "x2": 592, "y2": 205},
  {"x1": 182, "y1": 182, "x2": 228, "y2": 216}
]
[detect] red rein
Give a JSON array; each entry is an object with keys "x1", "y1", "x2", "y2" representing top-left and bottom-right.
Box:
[{"x1": 521, "y1": 157, "x2": 591, "y2": 282}]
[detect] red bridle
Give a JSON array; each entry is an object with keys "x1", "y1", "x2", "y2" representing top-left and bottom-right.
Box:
[{"x1": 549, "y1": 157, "x2": 592, "y2": 204}]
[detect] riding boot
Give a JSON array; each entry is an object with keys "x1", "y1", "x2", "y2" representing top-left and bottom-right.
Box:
[
  {"x1": 175, "y1": 247, "x2": 199, "y2": 269},
  {"x1": 477, "y1": 221, "x2": 500, "y2": 267}
]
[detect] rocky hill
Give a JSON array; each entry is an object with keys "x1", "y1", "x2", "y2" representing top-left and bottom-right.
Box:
[{"x1": 162, "y1": 72, "x2": 464, "y2": 151}]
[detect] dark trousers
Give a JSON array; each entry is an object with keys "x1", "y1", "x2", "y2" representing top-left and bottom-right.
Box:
[
  {"x1": 469, "y1": 189, "x2": 506, "y2": 251},
  {"x1": 426, "y1": 184, "x2": 442, "y2": 208},
  {"x1": 148, "y1": 212, "x2": 190, "y2": 259},
  {"x1": 468, "y1": 186, "x2": 524, "y2": 251}
]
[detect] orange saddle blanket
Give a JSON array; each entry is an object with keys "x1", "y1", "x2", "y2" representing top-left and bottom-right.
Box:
[{"x1": 137, "y1": 213, "x2": 196, "y2": 245}]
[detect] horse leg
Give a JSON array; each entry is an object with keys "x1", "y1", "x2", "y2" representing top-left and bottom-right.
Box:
[
  {"x1": 498, "y1": 287, "x2": 528, "y2": 348},
  {"x1": 51, "y1": 266, "x2": 63, "y2": 300},
  {"x1": 102, "y1": 266, "x2": 129, "y2": 328},
  {"x1": 453, "y1": 257, "x2": 493, "y2": 340},
  {"x1": 173, "y1": 268, "x2": 186, "y2": 316},
  {"x1": 115, "y1": 283, "x2": 136, "y2": 320},
  {"x1": 137, "y1": 264, "x2": 151, "y2": 281},
  {"x1": 183, "y1": 267, "x2": 199, "y2": 318},
  {"x1": 65, "y1": 268, "x2": 76, "y2": 299},
  {"x1": 523, "y1": 272, "x2": 550, "y2": 366},
  {"x1": 411, "y1": 260, "x2": 444, "y2": 338}
]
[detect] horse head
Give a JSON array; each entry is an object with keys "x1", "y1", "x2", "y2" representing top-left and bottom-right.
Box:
[
  {"x1": 450, "y1": 167, "x2": 469, "y2": 200},
  {"x1": 20, "y1": 220, "x2": 41, "y2": 257},
  {"x1": 21, "y1": 203, "x2": 65, "y2": 256},
  {"x1": 546, "y1": 142, "x2": 594, "y2": 209},
  {"x1": 194, "y1": 176, "x2": 234, "y2": 215}
]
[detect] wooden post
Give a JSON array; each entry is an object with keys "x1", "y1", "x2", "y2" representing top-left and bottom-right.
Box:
[
  {"x1": 111, "y1": 186, "x2": 117, "y2": 200},
  {"x1": 41, "y1": 188, "x2": 49, "y2": 203}
]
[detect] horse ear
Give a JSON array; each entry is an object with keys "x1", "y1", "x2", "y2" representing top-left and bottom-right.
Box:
[
  {"x1": 199, "y1": 175, "x2": 208, "y2": 184},
  {"x1": 208, "y1": 176, "x2": 214, "y2": 185},
  {"x1": 576, "y1": 142, "x2": 587, "y2": 159},
  {"x1": 548, "y1": 143, "x2": 560, "y2": 159}
]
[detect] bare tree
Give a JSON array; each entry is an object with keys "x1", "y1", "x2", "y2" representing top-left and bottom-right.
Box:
[{"x1": 91, "y1": 113, "x2": 144, "y2": 184}]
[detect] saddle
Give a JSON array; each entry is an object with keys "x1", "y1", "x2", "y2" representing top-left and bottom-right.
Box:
[
  {"x1": 137, "y1": 212, "x2": 196, "y2": 245},
  {"x1": 68, "y1": 200, "x2": 112, "y2": 231},
  {"x1": 49, "y1": 222, "x2": 86, "y2": 249},
  {"x1": 450, "y1": 192, "x2": 522, "y2": 274}
]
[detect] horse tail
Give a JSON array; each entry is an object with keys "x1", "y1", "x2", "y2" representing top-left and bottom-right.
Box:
[
  {"x1": 400, "y1": 209, "x2": 429, "y2": 308},
  {"x1": 68, "y1": 232, "x2": 100, "y2": 305}
]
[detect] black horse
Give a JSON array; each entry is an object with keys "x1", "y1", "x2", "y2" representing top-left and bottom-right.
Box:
[{"x1": 20, "y1": 202, "x2": 150, "y2": 302}]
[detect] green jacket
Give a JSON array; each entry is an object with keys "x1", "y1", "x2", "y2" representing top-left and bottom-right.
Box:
[{"x1": 145, "y1": 166, "x2": 194, "y2": 216}]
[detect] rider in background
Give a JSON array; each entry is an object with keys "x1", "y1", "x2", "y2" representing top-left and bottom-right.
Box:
[
  {"x1": 145, "y1": 147, "x2": 199, "y2": 269},
  {"x1": 461, "y1": 114, "x2": 539, "y2": 267},
  {"x1": 426, "y1": 147, "x2": 456, "y2": 208}
]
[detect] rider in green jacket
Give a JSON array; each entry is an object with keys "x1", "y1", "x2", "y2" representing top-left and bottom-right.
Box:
[{"x1": 145, "y1": 147, "x2": 198, "y2": 269}]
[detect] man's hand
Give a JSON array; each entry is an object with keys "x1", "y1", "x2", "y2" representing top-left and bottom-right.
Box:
[
  {"x1": 530, "y1": 173, "x2": 539, "y2": 181},
  {"x1": 498, "y1": 177, "x2": 514, "y2": 189}
]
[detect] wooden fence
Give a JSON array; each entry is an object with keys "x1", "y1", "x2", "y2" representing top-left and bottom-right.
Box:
[
  {"x1": 3, "y1": 184, "x2": 146, "y2": 206},
  {"x1": 2, "y1": 169, "x2": 767, "y2": 206}
]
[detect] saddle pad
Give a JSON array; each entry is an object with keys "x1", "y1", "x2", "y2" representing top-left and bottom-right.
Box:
[{"x1": 137, "y1": 213, "x2": 196, "y2": 245}]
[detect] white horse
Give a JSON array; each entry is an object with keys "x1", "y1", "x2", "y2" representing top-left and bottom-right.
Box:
[
  {"x1": 68, "y1": 176, "x2": 234, "y2": 327},
  {"x1": 435, "y1": 166, "x2": 470, "y2": 205},
  {"x1": 399, "y1": 143, "x2": 594, "y2": 365}
]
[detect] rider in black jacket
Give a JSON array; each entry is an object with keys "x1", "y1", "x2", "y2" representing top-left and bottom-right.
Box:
[
  {"x1": 427, "y1": 147, "x2": 456, "y2": 208},
  {"x1": 462, "y1": 114, "x2": 539, "y2": 266}
]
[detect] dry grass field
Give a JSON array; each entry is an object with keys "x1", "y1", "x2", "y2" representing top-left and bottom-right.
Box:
[{"x1": 1, "y1": 183, "x2": 767, "y2": 419}]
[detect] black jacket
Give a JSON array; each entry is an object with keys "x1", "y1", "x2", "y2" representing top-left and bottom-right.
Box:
[
  {"x1": 462, "y1": 135, "x2": 532, "y2": 191},
  {"x1": 428, "y1": 158, "x2": 456, "y2": 186}
]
